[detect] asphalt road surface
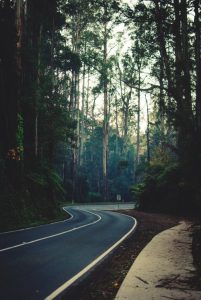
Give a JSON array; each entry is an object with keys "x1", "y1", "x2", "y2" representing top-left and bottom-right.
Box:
[{"x1": 0, "y1": 205, "x2": 136, "y2": 300}]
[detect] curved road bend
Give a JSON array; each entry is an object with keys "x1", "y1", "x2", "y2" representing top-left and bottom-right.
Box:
[{"x1": 0, "y1": 207, "x2": 136, "y2": 300}]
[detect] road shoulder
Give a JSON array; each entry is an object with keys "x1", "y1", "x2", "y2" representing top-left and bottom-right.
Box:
[
  {"x1": 61, "y1": 210, "x2": 181, "y2": 300},
  {"x1": 115, "y1": 221, "x2": 201, "y2": 300}
]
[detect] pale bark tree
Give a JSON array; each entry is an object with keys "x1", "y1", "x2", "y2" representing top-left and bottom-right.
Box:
[
  {"x1": 145, "y1": 94, "x2": 150, "y2": 163},
  {"x1": 136, "y1": 66, "x2": 141, "y2": 166},
  {"x1": 115, "y1": 96, "x2": 120, "y2": 156},
  {"x1": 80, "y1": 41, "x2": 86, "y2": 166},
  {"x1": 103, "y1": 10, "x2": 109, "y2": 201}
]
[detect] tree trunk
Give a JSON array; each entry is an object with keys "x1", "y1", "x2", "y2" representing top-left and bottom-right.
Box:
[
  {"x1": 69, "y1": 71, "x2": 75, "y2": 111},
  {"x1": 0, "y1": 2, "x2": 19, "y2": 187},
  {"x1": 115, "y1": 96, "x2": 119, "y2": 156},
  {"x1": 86, "y1": 66, "x2": 90, "y2": 119},
  {"x1": 153, "y1": 0, "x2": 175, "y2": 99},
  {"x1": 154, "y1": 0, "x2": 193, "y2": 164},
  {"x1": 194, "y1": 0, "x2": 201, "y2": 133},
  {"x1": 180, "y1": 0, "x2": 192, "y2": 116},
  {"x1": 174, "y1": 0, "x2": 193, "y2": 161},
  {"x1": 145, "y1": 94, "x2": 150, "y2": 163},
  {"x1": 35, "y1": 24, "x2": 43, "y2": 158},
  {"x1": 80, "y1": 42, "x2": 86, "y2": 166},
  {"x1": 159, "y1": 49, "x2": 165, "y2": 139},
  {"x1": 71, "y1": 9, "x2": 81, "y2": 201},
  {"x1": 135, "y1": 67, "x2": 141, "y2": 183},
  {"x1": 16, "y1": 0, "x2": 23, "y2": 74},
  {"x1": 76, "y1": 72, "x2": 80, "y2": 167},
  {"x1": 23, "y1": 0, "x2": 41, "y2": 169},
  {"x1": 103, "y1": 12, "x2": 109, "y2": 202}
]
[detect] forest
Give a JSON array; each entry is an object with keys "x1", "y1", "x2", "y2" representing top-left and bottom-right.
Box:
[{"x1": 0, "y1": 0, "x2": 201, "y2": 230}]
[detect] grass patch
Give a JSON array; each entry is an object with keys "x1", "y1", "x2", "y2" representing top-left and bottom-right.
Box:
[{"x1": 0, "y1": 207, "x2": 70, "y2": 233}]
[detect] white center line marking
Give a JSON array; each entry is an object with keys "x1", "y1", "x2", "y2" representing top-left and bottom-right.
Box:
[{"x1": 45, "y1": 211, "x2": 137, "y2": 300}]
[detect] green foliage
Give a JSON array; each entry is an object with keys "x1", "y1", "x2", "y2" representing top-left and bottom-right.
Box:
[
  {"x1": 118, "y1": 160, "x2": 129, "y2": 169},
  {"x1": 16, "y1": 114, "x2": 24, "y2": 155},
  {"x1": 88, "y1": 192, "x2": 102, "y2": 203},
  {"x1": 2, "y1": 0, "x2": 201, "y2": 231},
  {"x1": 81, "y1": 123, "x2": 134, "y2": 202},
  {"x1": 27, "y1": 165, "x2": 66, "y2": 200},
  {"x1": 54, "y1": 45, "x2": 82, "y2": 72},
  {"x1": 130, "y1": 182, "x2": 145, "y2": 206},
  {"x1": 132, "y1": 161, "x2": 196, "y2": 214}
]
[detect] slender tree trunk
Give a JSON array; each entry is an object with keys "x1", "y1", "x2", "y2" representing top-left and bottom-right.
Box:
[
  {"x1": 23, "y1": 1, "x2": 38, "y2": 169},
  {"x1": 35, "y1": 24, "x2": 43, "y2": 158},
  {"x1": 135, "y1": 67, "x2": 141, "y2": 183},
  {"x1": 123, "y1": 89, "x2": 132, "y2": 156},
  {"x1": 159, "y1": 48, "x2": 165, "y2": 139},
  {"x1": 71, "y1": 9, "x2": 81, "y2": 201},
  {"x1": 173, "y1": 0, "x2": 193, "y2": 161},
  {"x1": 16, "y1": 0, "x2": 23, "y2": 74},
  {"x1": 153, "y1": 0, "x2": 175, "y2": 98},
  {"x1": 16, "y1": 0, "x2": 24, "y2": 174},
  {"x1": 86, "y1": 66, "x2": 90, "y2": 119},
  {"x1": 174, "y1": 0, "x2": 184, "y2": 152},
  {"x1": 118, "y1": 63, "x2": 130, "y2": 155},
  {"x1": 80, "y1": 42, "x2": 86, "y2": 166},
  {"x1": 0, "y1": 1, "x2": 19, "y2": 186},
  {"x1": 145, "y1": 94, "x2": 150, "y2": 163},
  {"x1": 92, "y1": 95, "x2": 96, "y2": 121},
  {"x1": 115, "y1": 96, "x2": 119, "y2": 156},
  {"x1": 180, "y1": 0, "x2": 192, "y2": 115},
  {"x1": 76, "y1": 72, "x2": 80, "y2": 166},
  {"x1": 193, "y1": 0, "x2": 201, "y2": 196},
  {"x1": 103, "y1": 12, "x2": 109, "y2": 202},
  {"x1": 194, "y1": 0, "x2": 201, "y2": 132},
  {"x1": 35, "y1": 114, "x2": 38, "y2": 157},
  {"x1": 72, "y1": 70, "x2": 79, "y2": 201},
  {"x1": 69, "y1": 71, "x2": 75, "y2": 112}
]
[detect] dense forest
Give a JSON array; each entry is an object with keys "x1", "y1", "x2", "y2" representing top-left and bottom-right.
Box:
[{"x1": 0, "y1": 0, "x2": 201, "y2": 230}]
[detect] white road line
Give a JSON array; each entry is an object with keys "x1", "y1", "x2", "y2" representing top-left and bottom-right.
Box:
[
  {"x1": 0, "y1": 207, "x2": 73, "y2": 235},
  {"x1": 0, "y1": 209, "x2": 101, "y2": 253},
  {"x1": 45, "y1": 213, "x2": 137, "y2": 300}
]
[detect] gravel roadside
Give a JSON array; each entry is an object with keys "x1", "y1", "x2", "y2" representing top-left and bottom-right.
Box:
[{"x1": 61, "y1": 210, "x2": 184, "y2": 300}]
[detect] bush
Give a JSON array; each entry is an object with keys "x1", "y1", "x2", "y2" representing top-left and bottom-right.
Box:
[
  {"x1": 88, "y1": 192, "x2": 102, "y2": 203},
  {"x1": 132, "y1": 162, "x2": 196, "y2": 214}
]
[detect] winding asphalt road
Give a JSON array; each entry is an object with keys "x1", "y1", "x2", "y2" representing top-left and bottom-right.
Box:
[{"x1": 0, "y1": 206, "x2": 136, "y2": 300}]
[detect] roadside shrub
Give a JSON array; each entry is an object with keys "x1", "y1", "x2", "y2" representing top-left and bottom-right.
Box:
[
  {"x1": 88, "y1": 192, "x2": 102, "y2": 203},
  {"x1": 132, "y1": 162, "x2": 195, "y2": 214}
]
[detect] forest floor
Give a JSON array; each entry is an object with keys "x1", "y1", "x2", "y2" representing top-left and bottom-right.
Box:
[{"x1": 62, "y1": 209, "x2": 201, "y2": 300}]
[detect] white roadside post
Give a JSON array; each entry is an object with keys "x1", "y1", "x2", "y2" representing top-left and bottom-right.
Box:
[{"x1": 117, "y1": 194, "x2": 121, "y2": 209}]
